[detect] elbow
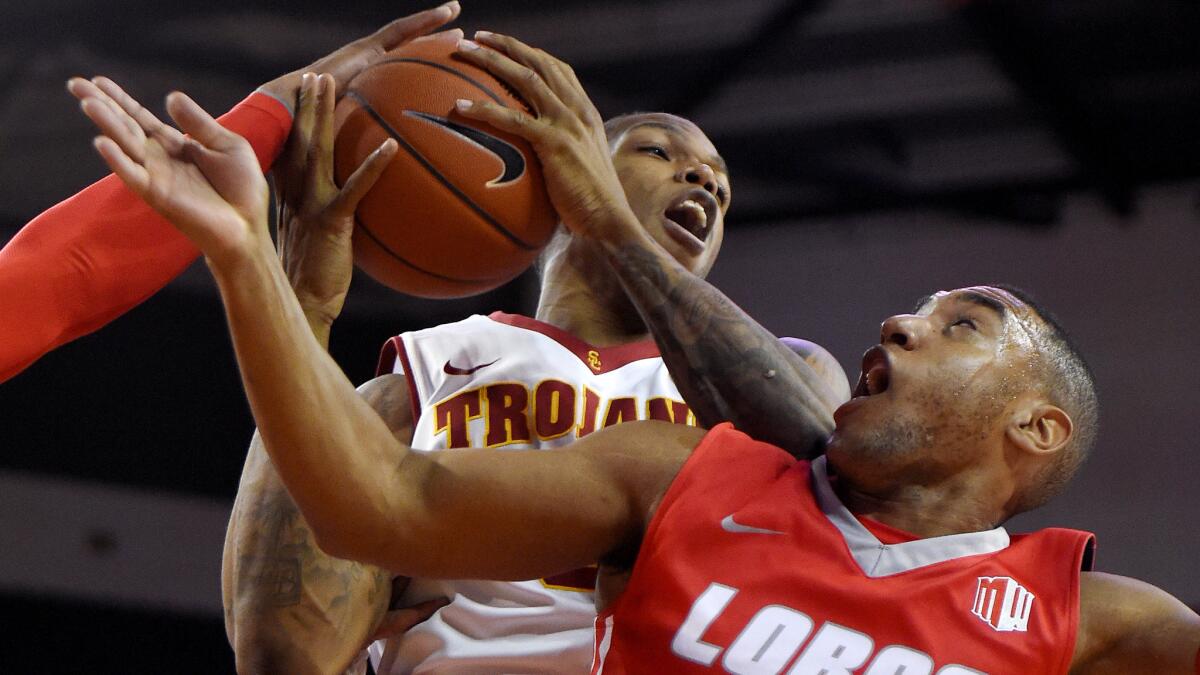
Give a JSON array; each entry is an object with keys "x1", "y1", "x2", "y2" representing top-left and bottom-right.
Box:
[
  {"x1": 307, "y1": 516, "x2": 399, "y2": 570},
  {"x1": 307, "y1": 524, "x2": 362, "y2": 564}
]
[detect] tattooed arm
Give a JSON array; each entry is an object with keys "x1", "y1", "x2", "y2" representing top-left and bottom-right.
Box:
[
  {"x1": 608, "y1": 243, "x2": 848, "y2": 459},
  {"x1": 448, "y1": 33, "x2": 849, "y2": 459},
  {"x1": 222, "y1": 373, "x2": 432, "y2": 675}
]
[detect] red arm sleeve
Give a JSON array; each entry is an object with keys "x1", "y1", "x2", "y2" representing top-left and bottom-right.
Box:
[{"x1": 0, "y1": 91, "x2": 292, "y2": 383}]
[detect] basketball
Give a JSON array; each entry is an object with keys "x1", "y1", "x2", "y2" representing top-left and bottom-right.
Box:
[{"x1": 333, "y1": 33, "x2": 558, "y2": 298}]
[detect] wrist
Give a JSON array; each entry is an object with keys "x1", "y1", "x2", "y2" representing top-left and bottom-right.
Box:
[
  {"x1": 579, "y1": 201, "x2": 649, "y2": 248},
  {"x1": 589, "y1": 207, "x2": 661, "y2": 261},
  {"x1": 207, "y1": 234, "x2": 279, "y2": 289},
  {"x1": 257, "y1": 74, "x2": 302, "y2": 118}
]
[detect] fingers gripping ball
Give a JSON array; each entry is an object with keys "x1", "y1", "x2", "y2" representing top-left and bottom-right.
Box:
[{"x1": 334, "y1": 33, "x2": 558, "y2": 298}]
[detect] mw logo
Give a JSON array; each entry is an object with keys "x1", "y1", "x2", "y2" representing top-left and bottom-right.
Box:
[{"x1": 972, "y1": 576, "x2": 1034, "y2": 633}]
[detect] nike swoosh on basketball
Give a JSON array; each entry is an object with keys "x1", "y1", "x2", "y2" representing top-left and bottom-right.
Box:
[
  {"x1": 404, "y1": 111, "x2": 526, "y2": 186},
  {"x1": 720, "y1": 514, "x2": 785, "y2": 536},
  {"x1": 443, "y1": 358, "x2": 500, "y2": 376}
]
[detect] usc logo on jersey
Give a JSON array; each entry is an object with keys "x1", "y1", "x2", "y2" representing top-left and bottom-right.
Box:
[{"x1": 432, "y1": 380, "x2": 696, "y2": 448}]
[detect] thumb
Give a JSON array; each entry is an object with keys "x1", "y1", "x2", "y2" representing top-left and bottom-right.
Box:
[{"x1": 369, "y1": 597, "x2": 450, "y2": 642}]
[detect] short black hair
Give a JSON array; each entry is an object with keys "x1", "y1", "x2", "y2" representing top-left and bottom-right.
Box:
[{"x1": 989, "y1": 284, "x2": 1100, "y2": 511}]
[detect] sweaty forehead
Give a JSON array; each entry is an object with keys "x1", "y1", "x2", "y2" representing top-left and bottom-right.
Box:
[{"x1": 915, "y1": 287, "x2": 1028, "y2": 318}]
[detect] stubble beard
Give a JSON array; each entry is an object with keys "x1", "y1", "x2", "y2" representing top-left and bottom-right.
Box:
[{"x1": 852, "y1": 413, "x2": 931, "y2": 464}]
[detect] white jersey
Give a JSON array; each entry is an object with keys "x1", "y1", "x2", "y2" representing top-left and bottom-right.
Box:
[{"x1": 368, "y1": 312, "x2": 695, "y2": 674}]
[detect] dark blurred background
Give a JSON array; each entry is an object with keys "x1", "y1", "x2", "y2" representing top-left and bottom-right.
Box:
[{"x1": 1, "y1": 0, "x2": 1197, "y2": 672}]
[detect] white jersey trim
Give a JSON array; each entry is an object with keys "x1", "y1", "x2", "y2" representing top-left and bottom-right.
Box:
[{"x1": 810, "y1": 456, "x2": 1011, "y2": 577}]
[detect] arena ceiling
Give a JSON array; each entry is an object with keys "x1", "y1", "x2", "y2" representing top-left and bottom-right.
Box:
[{"x1": 1, "y1": 0, "x2": 1197, "y2": 232}]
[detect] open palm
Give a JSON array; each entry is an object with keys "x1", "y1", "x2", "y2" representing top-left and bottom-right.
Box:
[{"x1": 70, "y1": 76, "x2": 271, "y2": 266}]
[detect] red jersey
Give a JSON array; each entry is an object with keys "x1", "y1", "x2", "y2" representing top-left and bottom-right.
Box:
[{"x1": 594, "y1": 424, "x2": 1094, "y2": 675}]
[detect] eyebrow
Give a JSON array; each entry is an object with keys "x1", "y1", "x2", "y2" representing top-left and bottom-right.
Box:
[
  {"x1": 629, "y1": 121, "x2": 729, "y2": 176},
  {"x1": 913, "y1": 291, "x2": 1007, "y2": 318},
  {"x1": 959, "y1": 291, "x2": 1007, "y2": 317}
]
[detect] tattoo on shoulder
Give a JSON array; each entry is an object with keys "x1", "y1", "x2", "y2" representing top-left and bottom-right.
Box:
[{"x1": 236, "y1": 472, "x2": 391, "y2": 626}]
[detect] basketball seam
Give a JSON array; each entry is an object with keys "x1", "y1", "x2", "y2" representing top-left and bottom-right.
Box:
[
  {"x1": 354, "y1": 222, "x2": 511, "y2": 284},
  {"x1": 345, "y1": 90, "x2": 542, "y2": 252},
  {"x1": 365, "y1": 57, "x2": 528, "y2": 111}
]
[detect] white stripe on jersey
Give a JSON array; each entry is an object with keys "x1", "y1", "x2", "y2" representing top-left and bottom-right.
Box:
[{"x1": 592, "y1": 615, "x2": 615, "y2": 675}]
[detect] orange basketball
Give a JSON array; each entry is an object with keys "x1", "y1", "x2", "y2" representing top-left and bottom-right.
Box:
[{"x1": 333, "y1": 33, "x2": 558, "y2": 298}]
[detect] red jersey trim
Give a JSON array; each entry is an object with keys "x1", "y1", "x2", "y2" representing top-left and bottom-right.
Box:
[
  {"x1": 376, "y1": 337, "x2": 422, "y2": 427},
  {"x1": 488, "y1": 312, "x2": 661, "y2": 374},
  {"x1": 1058, "y1": 531, "x2": 1097, "y2": 675}
]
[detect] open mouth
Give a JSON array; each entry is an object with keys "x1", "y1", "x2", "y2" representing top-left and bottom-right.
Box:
[
  {"x1": 663, "y1": 188, "x2": 718, "y2": 245},
  {"x1": 853, "y1": 345, "x2": 891, "y2": 398}
]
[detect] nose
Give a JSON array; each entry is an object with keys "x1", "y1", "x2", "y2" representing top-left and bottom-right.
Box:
[
  {"x1": 880, "y1": 314, "x2": 927, "y2": 350},
  {"x1": 678, "y1": 162, "x2": 718, "y2": 196}
]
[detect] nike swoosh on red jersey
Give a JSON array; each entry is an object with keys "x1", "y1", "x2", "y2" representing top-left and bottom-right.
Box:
[
  {"x1": 443, "y1": 358, "x2": 500, "y2": 376},
  {"x1": 720, "y1": 514, "x2": 785, "y2": 536}
]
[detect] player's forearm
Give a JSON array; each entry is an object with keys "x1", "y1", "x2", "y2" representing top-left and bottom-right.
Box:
[
  {"x1": 224, "y1": 434, "x2": 390, "y2": 675},
  {"x1": 596, "y1": 218, "x2": 837, "y2": 458},
  {"x1": 210, "y1": 246, "x2": 425, "y2": 566}
]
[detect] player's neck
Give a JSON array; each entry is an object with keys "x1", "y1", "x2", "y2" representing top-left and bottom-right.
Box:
[
  {"x1": 831, "y1": 472, "x2": 1007, "y2": 539},
  {"x1": 534, "y1": 245, "x2": 648, "y2": 346}
]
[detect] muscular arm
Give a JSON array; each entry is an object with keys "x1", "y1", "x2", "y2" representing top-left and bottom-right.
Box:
[
  {"x1": 78, "y1": 59, "x2": 689, "y2": 598},
  {"x1": 1072, "y1": 571, "x2": 1200, "y2": 674},
  {"x1": 440, "y1": 31, "x2": 847, "y2": 458},
  {"x1": 208, "y1": 240, "x2": 690, "y2": 585},
  {"x1": 2, "y1": 4, "x2": 461, "y2": 385},
  {"x1": 600, "y1": 231, "x2": 849, "y2": 459},
  {"x1": 222, "y1": 374, "x2": 413, "y2": 675}
]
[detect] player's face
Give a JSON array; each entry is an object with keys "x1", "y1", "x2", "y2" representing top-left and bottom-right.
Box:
[
  {"x1": 826, "y1": 286, "x2": 1046, "y2": 483},
  {"x1": 609, "y1": 115, "x2": 729, "y2": 277}
]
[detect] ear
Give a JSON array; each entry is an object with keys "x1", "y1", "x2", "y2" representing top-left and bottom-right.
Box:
[{"x1": 1006, "y1": 400, "x2": 1073, "y2": 457}]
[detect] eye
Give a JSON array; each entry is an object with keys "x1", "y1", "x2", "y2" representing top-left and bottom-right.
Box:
[
  {"x1": 951, "y1": 318, "x2": 978, "y2": 331},
  {"x1": 639, "y1": 145, "x2": 670, "y2": 160}
]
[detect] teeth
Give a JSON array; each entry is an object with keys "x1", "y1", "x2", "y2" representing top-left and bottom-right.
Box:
[{"x1": 679, "y1": 200, "x2": 708, "y2": 228}]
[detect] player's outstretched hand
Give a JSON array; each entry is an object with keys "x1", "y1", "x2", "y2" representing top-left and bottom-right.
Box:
[
  {"x1": 69, "y1": 76, "x2": 269, "y2": 268},
  {"x1": 452, "y1": 32, "x2": 635, "y2": 241},
  {"x1": 259, "y1": 2, "x2": 463, "y2": 111},
  {"x1": 276, "y1": 72, "x2": 397, "y2": 334}
]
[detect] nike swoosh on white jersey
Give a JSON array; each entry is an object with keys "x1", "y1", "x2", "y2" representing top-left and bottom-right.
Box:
[{"x1": 720, "y1": 514, "x2": 785, "y2": 535}]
